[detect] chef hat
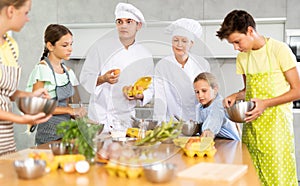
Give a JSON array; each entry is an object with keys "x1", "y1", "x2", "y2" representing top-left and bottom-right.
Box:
[
  {"x1": 165, "y1": 18, "x2": 202, "y2": 41},
  {"x1": 115, "y1": 3, "x2": 145, "y2": 24}
]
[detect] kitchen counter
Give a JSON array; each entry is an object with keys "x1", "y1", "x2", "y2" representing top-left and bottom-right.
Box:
[{"x1": 0, "y1": 139, "x2": 261, "y2": 186}]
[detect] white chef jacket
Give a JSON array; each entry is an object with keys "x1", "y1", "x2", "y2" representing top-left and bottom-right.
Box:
[
  {"x1": 153, "y1": 54, "x2": 210, "y2": 122},
  {"x1": 80, "y1": 33, "x2": 154, "y2": 132}
]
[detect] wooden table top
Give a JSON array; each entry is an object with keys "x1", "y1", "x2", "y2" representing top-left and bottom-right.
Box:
[{"x1": 0, "y1": 139, "x2": 261, "y2": 186}]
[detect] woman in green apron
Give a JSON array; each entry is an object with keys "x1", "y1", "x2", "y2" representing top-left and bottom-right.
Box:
[
  {"x1": 0, "y1": 0, "x2": 51, "y2": 155},
  {"x1": 216, "y1": 10, "x2": 300, "y2": 185}
]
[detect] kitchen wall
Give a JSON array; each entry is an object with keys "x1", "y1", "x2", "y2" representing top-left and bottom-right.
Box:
[{"x1": 12, "y1": 0, "x2": 300, "y2": 150}]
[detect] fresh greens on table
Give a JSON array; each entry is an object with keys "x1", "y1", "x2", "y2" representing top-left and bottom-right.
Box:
[{"x1": 56, "y1": 117, "x2": 103, "y2": 161}]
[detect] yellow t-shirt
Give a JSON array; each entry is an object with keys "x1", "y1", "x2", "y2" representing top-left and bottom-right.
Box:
[
  {"x1": 0, "y1": 35, "x2": 19, "y2": 78},
  {"x1": 236, "y1": 38, "x2": 297, "y2": 97}
]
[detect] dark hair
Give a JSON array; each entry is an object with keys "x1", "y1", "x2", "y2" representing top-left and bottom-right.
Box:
[
  {"x1": 41, "y1": 24, "x2": 73, "y2": 60},
  {"x1": 216, "y1": 10, "x2": 256, "y2": 40},
  {"x1": 0, "y1": 0, "x2": 28, "y2": 10},
  {"x1": 194, "y1": 72, "x2": 219, "y2": 89}
]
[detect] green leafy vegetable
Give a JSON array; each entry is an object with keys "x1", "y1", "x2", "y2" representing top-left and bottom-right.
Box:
[{"x1": 56, "y1": 117, "x2": 103, "y2": 161}]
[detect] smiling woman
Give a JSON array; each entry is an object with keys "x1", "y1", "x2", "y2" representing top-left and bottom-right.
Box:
[{"x1": 153, "y1": 18, "x2": 210, "y2": 123}]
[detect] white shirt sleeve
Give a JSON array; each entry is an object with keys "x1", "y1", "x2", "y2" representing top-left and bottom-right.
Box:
[{"x1": 79, "y1": 43, "x2": 103, "y2": 94}]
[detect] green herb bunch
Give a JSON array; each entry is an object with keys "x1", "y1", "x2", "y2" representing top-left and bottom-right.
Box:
[{"x1": 56, "y1": 117, "x2": 103, "y2": 161}]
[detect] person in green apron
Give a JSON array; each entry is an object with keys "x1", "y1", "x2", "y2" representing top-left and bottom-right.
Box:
[
  {"x1": 26, "y1": 24, "x2": 87, "y2": 145},
  {"x1": 0, "y1": 0, "x2": 51, "y2": 155},
  {"x1": 216, "y1": 10, "x2": 300, "y2": 185}
]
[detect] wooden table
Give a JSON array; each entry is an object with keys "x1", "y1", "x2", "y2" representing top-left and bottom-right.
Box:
[{"x1": 0, "y1": 139, "x2": 261, "y2": 186}]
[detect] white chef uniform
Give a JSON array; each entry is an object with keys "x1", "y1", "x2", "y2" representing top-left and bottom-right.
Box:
[
  {"x1": 80, "y1": 3, "x2": 153, "y2": 132},
  {"x1": 153, "y1": 18, "x2": 210, "y2": 122},
  {"x1": 154, "y1": 54, "x2": 210, "y2": 122}
]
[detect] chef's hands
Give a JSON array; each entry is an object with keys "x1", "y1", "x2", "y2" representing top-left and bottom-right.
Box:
[
  {"x1": 122, "y1": 85, "x2": 144, "y2": 100},
  {"x1": 244, "y1": 98, "x2": 266, "y2": 122},
  {"x1": 98, "y1": 69, "x2": 120, "y2": 85}
]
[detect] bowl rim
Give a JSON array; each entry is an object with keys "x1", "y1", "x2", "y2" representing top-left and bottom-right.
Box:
[
  {"x1": 143, "y1": 162, "x2": 177, "y2": 170},
  {"x1": 14, "y1": 159, "x2": 47, "y2": 169}
]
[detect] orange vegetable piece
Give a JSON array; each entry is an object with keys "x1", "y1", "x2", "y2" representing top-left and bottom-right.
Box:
[{"x1": 114, "y1": 69, "x2": 121, "y2": 75}]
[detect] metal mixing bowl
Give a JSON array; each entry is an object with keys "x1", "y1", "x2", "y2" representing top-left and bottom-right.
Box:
[
  {"x1": 131, "y1": 117, "x2": 159, "y2": 130},
  {"x1": 14, "y1": 159, "x2": 46, "y2": 179},
  {"x1": 143, "y1": 163, "x2": 176, "y2": 183},
  {"x1": 225, "y1": 101, "x2": 255, "y2": 123},
  {"x1": 49, "y1": 142, "x2": 75, "y2": 155},
  {"x1": 16, "y1": 97, "x2": 57, "y2": 115},
  {"x1": 181, "y1": 120, "x2": 201, "y2": 136}
]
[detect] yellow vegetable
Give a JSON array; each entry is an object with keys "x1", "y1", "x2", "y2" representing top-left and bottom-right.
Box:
[
  {"x1": 127, "y1": 76, "x2": 152, "y2": 96},
  {"x1": 133, "y1": 76, "x2": 152, "y2": 89},
  {"x1": 126, "y1": 128, "x2": 152, "y2": 138},
  {"x1": 55, "y1": 154, "x2": 86, "y2": 169}
]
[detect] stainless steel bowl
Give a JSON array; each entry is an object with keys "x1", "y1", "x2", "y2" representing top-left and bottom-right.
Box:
[
  {"x1": 225, "y1": 101, "x2": 255, "y2": 123},
  {"x1": 131, "y1": 118, "x2": 159, "y2": 130},
  {"x1": 16, "y1": 97, "x2": 57, "y2": 115},
  {"x1": 181, "y1": 120, "x2": 201, "y2": 136},
  {"x1": 143, "y1": 163, "x2": 176, "y2": 183},
  {"x1": 49, "y1": 142, "x2": 75, "y2": 155},
  {"x1": 14, "y1": 159, "x2": 46, "y2": 179}
]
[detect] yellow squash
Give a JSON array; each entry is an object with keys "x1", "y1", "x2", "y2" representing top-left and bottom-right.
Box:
[{"x1": 127, "y1": 76, "x2": 152, "y2": 97}]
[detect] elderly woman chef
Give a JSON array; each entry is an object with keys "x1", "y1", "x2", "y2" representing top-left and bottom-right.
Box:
[{"x1": 153, "y1": 18, "x2": 210, "y2": 122}]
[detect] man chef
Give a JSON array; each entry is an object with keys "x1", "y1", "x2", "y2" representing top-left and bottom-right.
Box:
[{"x1": 80, "y1": 2, "x2": 154, "y2": 132}]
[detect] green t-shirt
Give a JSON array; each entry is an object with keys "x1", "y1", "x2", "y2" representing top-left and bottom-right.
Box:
[{"x1": 26, "y1": 62, "x2": 79, "y2": 99}]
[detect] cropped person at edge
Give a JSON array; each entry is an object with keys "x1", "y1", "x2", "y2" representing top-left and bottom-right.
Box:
[
  {"x1": 217, "y1": 10, "x2": 300, "y2": 185},
  {"x1": 0, "y1": 0, "x2": 51, "y2": 155}
]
